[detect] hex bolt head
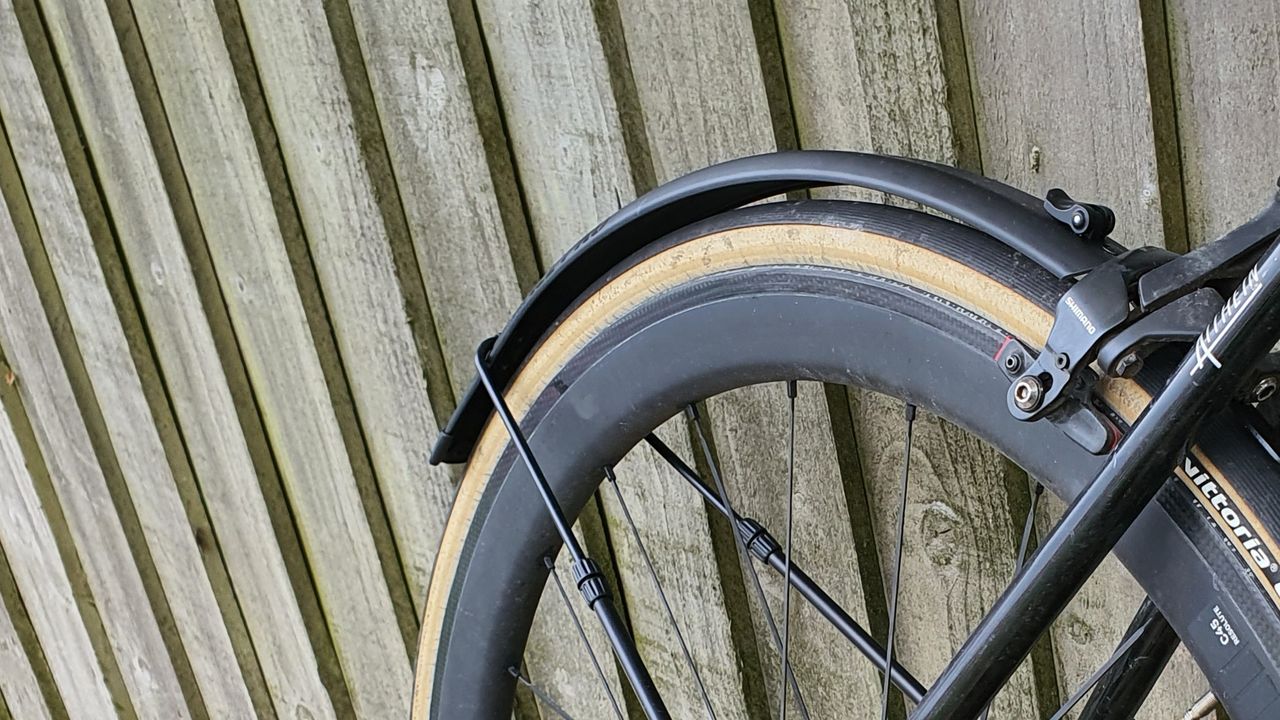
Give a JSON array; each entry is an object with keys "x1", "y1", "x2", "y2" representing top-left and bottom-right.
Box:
[
  {"x1": 1003, "y1": 353, "x2": 1022, "y2": 374},
  {"x1": 1013, "y1": 376, "x2": 1045, "y2": 412},
  {"x1": 1054, "y1": 352, "x2": 1070, "y2": 370},
  {"x1": 1251, "y1": 376, "x2": 1278, "y2": 404}
]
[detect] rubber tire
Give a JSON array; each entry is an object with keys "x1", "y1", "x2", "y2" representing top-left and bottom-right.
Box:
[{"x1": 412, "y1": 201, "x2": 1280, "y2": 719}]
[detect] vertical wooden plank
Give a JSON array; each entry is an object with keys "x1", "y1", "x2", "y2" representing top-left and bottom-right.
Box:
[
  {"x1": 471, "y1": 3, "x2": 642, "y2": 714},
  {"x1": 960, "y1": 1, "x2": 1206, "y2": 710},
  {"x1": 852, "y1": 395, "x2": 1044, "y2": 718},
  {"x1": 599, "y1": 426, "x2": 770, "y2": 718},
  {"x1": 343, "y1": 0, "x2": 532, "y2": 399},
  {"x1": 0, "y1": 204, "x2": 130, "y2": 719},
  {"x1": 959, "y1": 0, "x2": 1178, "y2": 250},
  {"x1": 0, "y1": 3, "x2": 260, "y2": 716},
  {"x1": 1165, "y1": 0, "x2": 1280, "y2": 244},
  {"x1": 0, "y1": 554, "x2": 53, "y2": 720},
  {"x1": 778, "y1": 3, "x2": 1095, "y2": 715}
]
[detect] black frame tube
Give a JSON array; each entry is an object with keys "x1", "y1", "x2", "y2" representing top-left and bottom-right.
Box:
[{"x1": 913, "y1": 240, "x2": 1280, "y2": 719}]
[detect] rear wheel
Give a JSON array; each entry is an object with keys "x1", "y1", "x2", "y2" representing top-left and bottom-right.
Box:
[{"x1": 413, "y1": 200, "x2": 1280, "y2": 719}]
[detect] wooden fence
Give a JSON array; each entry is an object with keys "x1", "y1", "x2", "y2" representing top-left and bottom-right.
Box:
[{"x1": 0, "y1": 0, "x2": 1267, "y2": 717}]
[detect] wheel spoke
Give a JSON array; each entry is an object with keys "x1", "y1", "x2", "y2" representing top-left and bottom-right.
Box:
[
  {"x1": 779, "y1": 380, "x2": 798, "y2": 720},
  {"x1": 1077, "y1": 598, "x2": 1180, "y2": 720},
  {"x1": 545, "y1": 557, "x2": 625, "y2": 720},
  {"x1": 1047, "y1": 614, "x2": 1156, "y2": 720},
  {"x1": 977, "y1": 479, "x2": 1045, "y2": 720},
  {"x1": 509, "y1": 666, "x2": 578, "y2": 720},
  {"x1": 685, "y1": 404, "x2": 812, "y2": 720},
  {"x1": 643, "y1": 430, "x2": 928, "y2": 704},
  {"x1": 881, "y1": 403, "x2": 917, "y2": 720},
  {"x1": 604, "y1": 466, "x2": 717, "y2": 719}
]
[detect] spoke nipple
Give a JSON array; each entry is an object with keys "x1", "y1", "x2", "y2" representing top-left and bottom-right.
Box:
[
  {"x1": 786, "y1": 379, "x2": 798, "y2": 399},
  {"x1": 904, "y1": 402, "x2": 917, "y2": 423},
  {"x1": 603, "y1": 465, "x2": 618, "y2": 483},
  {"x1": 542, "y1": 555, "x2": 555, "y2": 570},
  {"x1": 683, "y1": 404, "x2": 701, "y2": 422}
]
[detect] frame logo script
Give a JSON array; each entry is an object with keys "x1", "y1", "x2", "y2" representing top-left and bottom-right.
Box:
[
  {"x1": 1182, "y1": 454, "x2": 1280, "y2": 599},
  {"x1": 1192, "y1": 267, "x2": 1264, "y2": 376}
]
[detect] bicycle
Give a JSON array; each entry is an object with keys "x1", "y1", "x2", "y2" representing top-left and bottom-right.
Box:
[{"x1": 411, "y1": 151, "x2": 1280, "y2": 719}]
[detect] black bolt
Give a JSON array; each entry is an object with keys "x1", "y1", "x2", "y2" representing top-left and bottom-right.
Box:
[{"x1": 1054, "y1": 353, "x2": 1070, "y2": 370}]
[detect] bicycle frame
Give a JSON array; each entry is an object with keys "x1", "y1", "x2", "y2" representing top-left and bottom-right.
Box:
[
  {"x1": 464, "y1": 152, "x2": 1280, "y2": 719},
  {"x1": 914, "y1": 230, "x2": 1280, "y2": 718}
]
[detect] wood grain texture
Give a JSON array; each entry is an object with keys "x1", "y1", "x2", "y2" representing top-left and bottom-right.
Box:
[
  {"x1": 1165, "y1": 0, "x2": 1280, "y2": 245},
  {"x1": 476, "y1": 0, "x2": 636, "y2": 247},
  {"x1": 1037, "y1": 496, "x2": 1206, "y2": 719},
  {"x1": 0, "y1": 525, "x2": 53, "y2": 720},
  {"x1": 0, "y1": 3, "x2": 260, "y2": 716},
  {"x1": 707, "y1": 384, "x2": 884, "y2": 717},
  {"x1": 612, "y1": 2, "x2": 883, "y2": 715},
  {"x1": 345, "y1": 0, "x2": 529, "y2": 398},
  {"x1": 959, "y1": 0, "x2": 1171, "y2": 250},
  {"x1": 779, "y1": 4, "x2": 1058, "y2": 715},
  {"x1": 28, "y1": 1, "x2": 356, "y2": 717},
  {"x1": 232, "y1": 0, "x2": 473, "y2": 713},
  {"x1": 128, "y1": 0, "x2": 417, "y2": 716},
  {"x1": 598, "y1": 423, "x2": 760, "y2": 718},
  {"x1": 853, "y1": 395, "x2": 1045, "y2": 718},
  {"x1": 0, "y1": 171, "x2": 177, "y2": 717},
  {"x1": 0, "y1": 384, "x2": 113, "y2": 720}
]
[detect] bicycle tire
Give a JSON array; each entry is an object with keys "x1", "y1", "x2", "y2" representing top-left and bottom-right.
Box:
[{"x1": 413, "y1": 200, "x2": 1280, "y2": 719}]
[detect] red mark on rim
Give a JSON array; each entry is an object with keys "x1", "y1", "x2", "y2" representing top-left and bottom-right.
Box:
[{"x1": 993, "y1": 335, "x2": 1014, "y2": 361}]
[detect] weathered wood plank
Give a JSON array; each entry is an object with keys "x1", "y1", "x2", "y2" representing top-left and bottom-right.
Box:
[
  {"x1": 612, "y1": 2, "x2": 889, "y2": 715},
  {"x1": 0, "y1": 4, "x2": 260, "y2": 716},
  {"x1": 959, "y1": 0, "x2": 1176, "y2": 250},
  {"x1": 0, "y1": 197, "x2": 139, "y2": 719},
  {"x1": 129, "y1": 0, "x2": 434, "y2": 715},
  {"x1": 26, "y1": 0, "x2": 360, "y2": 716},
  {"x1": 707, "y1": 384, "x2": 885, "y2": 716},
  {"x1": 1037, "y1": 497, "x2": 1205, "y2": 719},
  {"x1": 231, "y1": 0, "x2": 479, "y2": 713},
  {"x1": 475, "y1": 0, "x2": 636, "y2": 244},
  {"x1": 777, "y1": 4, "x2": 1058, "y2": 715},
  {"x1": 959, "y1": 2, "x2": 1207, "y2": 710},
  {"x1": 1165, "y1": 0, "x2": 1280, "y2": 245},
  {"x1": 0, "y1": 550, "x2": 52, "y2": 720},
  {"x1": 597, "y1": 422, "x2": 762, "y2": 718},
  {"x1": 236, "y1": 2, "x2": 455, "y2": 661},
  {"x1": 471, "y1": 2, "x2": 638, "y2": 713},
  {"x1": 344, "y1": 0, "x2": 530, "y2": 399},
  {"x1": 0, "y1": 535, "x2": 66, "y2": 720},
  {"x1": 853, "y1": 395, "x2": 1044, "y2": 718}
]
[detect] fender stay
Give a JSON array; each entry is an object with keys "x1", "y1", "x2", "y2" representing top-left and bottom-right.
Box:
[{"x1": 432, "y1": 150, "x2": 1118, "y2": 464}]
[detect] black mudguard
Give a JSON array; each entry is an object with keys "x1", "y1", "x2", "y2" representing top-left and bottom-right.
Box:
[{"x1": 432, "y1": 150, "x2": 1118, "y2": 463}]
